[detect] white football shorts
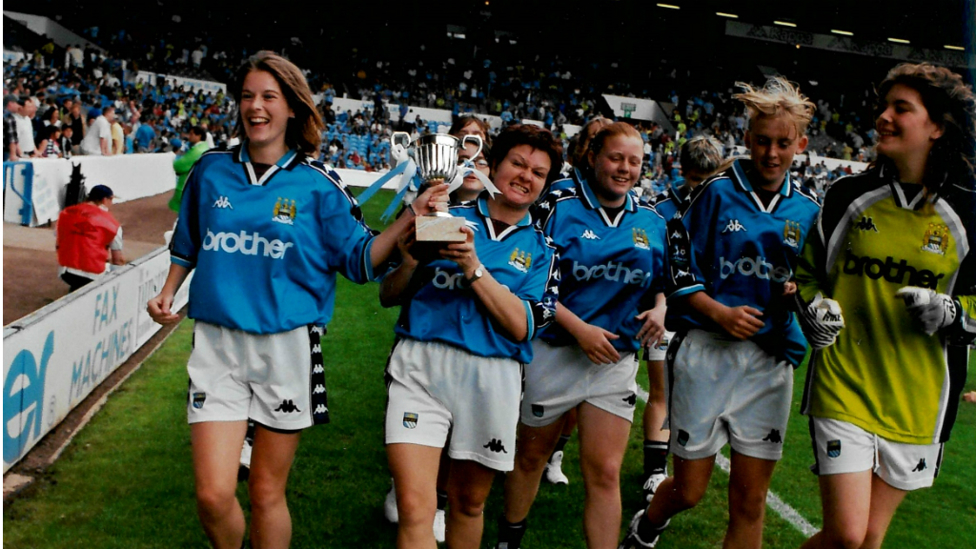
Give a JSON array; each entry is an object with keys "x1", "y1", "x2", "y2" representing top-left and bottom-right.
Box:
[
  {"x1": 187, "y1": 321, "x2": 330, "y2": 430},
  {"x1": 666, "y1": 329, "x2": 794, "y2": 461},
  {"x1": 384, "y1": 338, "x2": 522, "y2": 472},
  {"x1": 810, "y1": 416, "x2": 943, "y2": 491},
  {"x1": 521, "y1": 340, "x2": 640, "y2": 427}
]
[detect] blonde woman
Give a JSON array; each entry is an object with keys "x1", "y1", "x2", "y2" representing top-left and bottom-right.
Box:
[{"x1": 622, "y1": 77, "x2": 821, "y2": 549}]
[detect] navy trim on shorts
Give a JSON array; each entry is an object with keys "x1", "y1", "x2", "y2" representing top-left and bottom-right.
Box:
[
  {"x1": 808, "y1": 416, "x2": 820, "y2": 476},
  {"x1": 308, "y1": 325, "x2": 330, "y2": 425},
  {"x1": 664, "y1": 331, "x2": 685, "y2": 433}
]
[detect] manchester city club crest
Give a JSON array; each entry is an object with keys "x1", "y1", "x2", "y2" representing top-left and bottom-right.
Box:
[
  {"x1": 509, "y1": 248, "x2": 532, "y2": 273},
  {"x1": 272, "y1": 197, "x2": 297, "y2": 225},
  {"x1": 402, "y1": 412, "x2": 419, "y2": 429},
  {"x1": 192, "y1": 392, "x2": 206, "y2": 409},
  {"x1": 827, "y1": 439, "x2": 842, "y2": 458},
  {"x1": 921, "y1": 223, "x2": 949, "y2": 255},
  {"x1": 632, "y1": 227, "x2": 651, "y2": 250},
  {"x1": 783, "y1": 220, "x2": 802, "y2": 249}
]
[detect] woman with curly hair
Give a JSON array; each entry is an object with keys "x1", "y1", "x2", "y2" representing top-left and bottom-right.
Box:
[{"x1": 794, "y1": 63, "x2": 976, "y2": 549}]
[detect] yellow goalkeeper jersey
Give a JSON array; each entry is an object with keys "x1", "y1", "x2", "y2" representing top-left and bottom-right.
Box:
[{"x1": 796, "y1": 165, "x2": 975, "y2": 444}]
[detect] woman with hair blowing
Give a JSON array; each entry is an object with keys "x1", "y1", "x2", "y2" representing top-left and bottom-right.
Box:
[
  {"x1": 621, "y1": 77, "x2": 821, "y2": 549},
  {"x1": 147, "y1": 51, "x2": 445, "y2": 549},
  {"x1": 794, "y1": 63, "x2": 976, "y2": 549}
]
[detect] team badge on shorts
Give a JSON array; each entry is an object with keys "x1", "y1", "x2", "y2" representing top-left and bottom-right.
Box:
[
  {"x1": 677, "y1": 429, "x2": 690, "y2": 447},
  {"x1": 531, "y1": 404, "x2": 545, "y2": 418},
  {"x1": 192, "y1": 392, "x2": 206, "y2": 409},
  {"x1": 826, "y1": 439, "x2": 842, "y2": 458},
  {"x1": 403, "y1": 412, "x2": 419, "y2": 429}
]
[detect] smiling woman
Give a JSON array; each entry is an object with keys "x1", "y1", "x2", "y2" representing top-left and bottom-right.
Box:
[
  {"x1": 145, "y1": 50, "x2": 447, "y2": 549},
  {"x1": 379, "y1": 124, "x2": 562, "y2": 549},
  {"x1": 497, "y1": 121, "x2": 670, "y2": 549},
  {"x1": 621, "y1": 78, "x2": 821, "y2": 549},
  {"x1": 793, "y1": 63, "x2": 976, "y2": 549}
]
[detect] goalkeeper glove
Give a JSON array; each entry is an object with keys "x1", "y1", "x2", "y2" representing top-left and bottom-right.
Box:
[
  {"x1": 796, "y1": 292, "x2": 845, "y2": 349},
  {"x1": 895, "y1": 287, "x2": 958, "y2": 336}
]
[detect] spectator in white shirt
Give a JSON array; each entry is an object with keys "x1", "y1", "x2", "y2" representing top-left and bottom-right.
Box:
[
  {"x1": 80, "y1": 106, "x2": 115, "y2": 156},
  {"x1": 14, "y1": 96, "x2": 38, "y2": 156}
]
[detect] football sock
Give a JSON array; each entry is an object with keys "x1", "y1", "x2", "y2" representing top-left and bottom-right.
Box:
[
  {"x1": 637, "y1": 513, "x2": 668, "y2": 540},
  {"x1": 553, "y1": 434, "x2": 570, "y2": 455},
  {"x1": 497, "y1": 517, "x2": 528, "y2": 549},
  {"x1": 643, "y1": 440, "x2": 669, "y2": 476}
]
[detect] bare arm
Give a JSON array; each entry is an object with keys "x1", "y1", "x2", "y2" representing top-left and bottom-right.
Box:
[
  {"x1": 147, "y1": 263, "x2": 190, "y2": 325},
  {"x1": 635, "y1": 292, "x2": 667, "y2": 347},
  {"x1": 368, "y1": 182, "x2": 449, "y2": 269},
  {"x1": 110, "y1": 249, "x2": 125, "y2": 265},
  {"x1": 449, "y1": 226, "x2": 530, "y2": 342},
  {"x1": 100, "y1": 137, "x2": 111, "y2": 156},
  {"x1": 555, "y1": 301, "x2": 621, "y2": 365},
  {"x1": 379, "y1": 226, "x2": 420, "y2": 307},
  {"x1": 685, "y1": 291, "x2": 764, "y2": 340}
]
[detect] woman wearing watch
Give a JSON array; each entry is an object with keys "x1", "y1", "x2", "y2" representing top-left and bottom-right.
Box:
[{"x1": 380, "y1": 124, "x2": 562, "y2": 549}]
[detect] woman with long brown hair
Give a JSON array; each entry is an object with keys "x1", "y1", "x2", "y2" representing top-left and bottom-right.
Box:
[
  {"x1": 794, "y1": 62, "x2": 976, "y2": 549},
  {"x1": 147, "y1": 51, "x2": 445, "y2": 549}
]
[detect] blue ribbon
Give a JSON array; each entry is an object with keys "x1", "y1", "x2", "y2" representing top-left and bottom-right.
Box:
[{"x1": 356, "y1": 159, "x2": 413, "y2": 204}]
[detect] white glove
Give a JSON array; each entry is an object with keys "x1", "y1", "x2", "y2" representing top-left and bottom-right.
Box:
[
  {"x1": 895, "y1": 287, "x2": 957, "y2": 336},
  {"x1": 797, "y1": 292, "x2": 845, "y2": 349}
]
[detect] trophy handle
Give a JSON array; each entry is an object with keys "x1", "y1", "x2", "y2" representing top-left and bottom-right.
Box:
[
  {"x1": 461, "y1": 135, "x2": 483, "y2": 162},
  {"x1": 391, "y1": 131, "x2": 412, "y2": 161}
]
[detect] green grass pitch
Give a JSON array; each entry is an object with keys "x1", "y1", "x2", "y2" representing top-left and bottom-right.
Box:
[{"x1": 4, "y1": 190, "x2": 974, "y2": 547}]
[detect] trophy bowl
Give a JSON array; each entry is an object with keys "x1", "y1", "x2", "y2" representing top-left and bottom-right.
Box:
[{"x1": 410, "y1": 133, "x2": 483, "y2": 242}]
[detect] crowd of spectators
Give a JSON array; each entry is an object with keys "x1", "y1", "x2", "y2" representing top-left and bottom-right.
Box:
[{"x1": 4, "y1": 16, "x2": 881, "y2": 190}]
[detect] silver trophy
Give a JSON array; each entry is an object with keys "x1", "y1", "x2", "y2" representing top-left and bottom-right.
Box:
[{"x1": 392, "y1": 132, "x2": 483, "y2": 241}]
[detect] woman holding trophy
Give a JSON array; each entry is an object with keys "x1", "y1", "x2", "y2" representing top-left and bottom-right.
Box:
[
  {"x1": 147, "y1": 51, "x2": 446, "y2": 549},
  {"x1": 380, "y1": 124, "x2": 563, "y2": 549}
]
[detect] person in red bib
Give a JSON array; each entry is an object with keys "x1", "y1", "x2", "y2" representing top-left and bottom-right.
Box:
[{"x1": 56, "y1": 184, "x2": 125, "y2": 291}]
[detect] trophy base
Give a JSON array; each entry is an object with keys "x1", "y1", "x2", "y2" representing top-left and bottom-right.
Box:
[{"x1": 416, "y1": 214, "x2": 467, "y2": 242}]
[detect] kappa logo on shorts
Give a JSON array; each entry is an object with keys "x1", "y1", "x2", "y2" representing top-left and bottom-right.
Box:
[
  {"x1": 622, "y1": 393, "x2": 637, "y2": 406},
  {"x1": 192, "y1": 392, "x2": 206, "y2": 409},
  {"x1": 912, "y1": 458, "x2": 927, "y2": 472},
  {"x1": 826, "y1": 440, "x2": 842, "y2": 458},
  {"x1": 763, "y1": 429, "x2": 783, "y2": 444},
  {"x1": 403, "y1": 412, "x2": 418, "y2": 429},
  {"x1": 677, "y1": 429, "x2": 690, "y2": 447},
  {"x1": 531, "y1": 404, "x2": 545, "y2": 418},
  {"x1": 275, "y1": 399, "x2": 301, "y2": 413},
  {"x1": 484, "y1": 438, "x2": 508, "y2": 453}
]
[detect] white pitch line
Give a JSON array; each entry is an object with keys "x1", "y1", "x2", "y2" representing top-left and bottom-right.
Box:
[{"x1": 634, "y1": 386, "x2": 818, "y2": 538}]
